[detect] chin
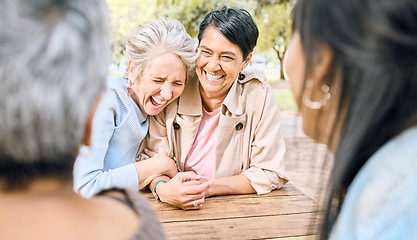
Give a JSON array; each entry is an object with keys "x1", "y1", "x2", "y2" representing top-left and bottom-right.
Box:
[{"x1": 145, "y1": 106, "x2": 164, "y2": 116}]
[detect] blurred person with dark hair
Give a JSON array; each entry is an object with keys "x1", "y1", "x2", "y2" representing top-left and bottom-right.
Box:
[
  {"x1": 0, "y1": 0, "x2": 165, "y2": 239},
  {"x1": 286, "y1": 0, "x2": 417, "y2": 238}
]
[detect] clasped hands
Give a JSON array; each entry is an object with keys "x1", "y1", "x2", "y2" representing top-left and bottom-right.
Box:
[
  {"x1": 157, "y1": 172, "x2": 212, "y2": 210},
  {"x1": 144, "y1": 149, "x2": 211, "y2": 210}
]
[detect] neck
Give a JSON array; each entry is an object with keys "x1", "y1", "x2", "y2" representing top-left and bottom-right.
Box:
[
  {"x1": 0, "y1": 178, "x2": 74, "y2": 197},
  {"x1": 199, "y1": 86, "x2": 225, "y2": 112}
]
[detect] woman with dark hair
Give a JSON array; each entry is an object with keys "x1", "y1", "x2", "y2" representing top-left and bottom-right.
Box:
[
  {"x1": 285, "y1": 0, "x2": 417, "y2": 238},
  {"x1": 141, "y1": 6, "x2": 289, "y2": 210}
]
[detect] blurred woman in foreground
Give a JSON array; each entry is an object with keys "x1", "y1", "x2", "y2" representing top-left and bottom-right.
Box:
[
  {"x1": 285, "y1": 0, "x2": 417, "y2": 238},
  {"x1": 0, "y1": 0, "x2": 165, "y2": 239}
]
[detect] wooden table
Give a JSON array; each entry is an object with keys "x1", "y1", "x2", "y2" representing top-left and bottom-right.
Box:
[{"x1": 142, "y1": 183, "x2": 321, "y2": 240}]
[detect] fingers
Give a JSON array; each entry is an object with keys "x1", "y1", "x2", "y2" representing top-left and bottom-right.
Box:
[
  {"x1": 144, "y1": 148, "x2": 157, "y2": 157},
  {"x1": 182, "y1": 180, "x2": 200, "y2": 186},
  {"x1": 175, "y1": 171, "x2": 202, "y2": 182},
  {"x1": 177, "y1": 197, "x2": 205, "y2": 210},
  {"x1": 186, "y1": 197, "x2": 205, "y2": 210},
  {"x1": 182, "y1": 180, "x2": 211, "y2": 195},
  {"x1": 162, "y1": 175, "x2": 211, "y2": 210}
]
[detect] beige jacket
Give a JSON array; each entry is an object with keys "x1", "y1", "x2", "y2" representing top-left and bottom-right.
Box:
[{"x1": 140, "y1": 70, "x2": 289, "y2": 194}]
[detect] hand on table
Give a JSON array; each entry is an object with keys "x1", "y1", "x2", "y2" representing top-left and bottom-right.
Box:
[{"x1": 157, "y1": 172, "x2": 211, "y2": 210}]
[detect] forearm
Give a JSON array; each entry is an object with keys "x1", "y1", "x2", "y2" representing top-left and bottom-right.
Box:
[
  {"x1": 244, "y1": 86, "x2": 288, "y2": 194},
  {"x1": 205, "y1": 174, "x2": 256, "y2": 197},
  {"x1": 74, "y1": 162, "x2": 139, "y2": 198},
  {"x1": 135, "y1": 159, "x2": 171, "y2": 190}
]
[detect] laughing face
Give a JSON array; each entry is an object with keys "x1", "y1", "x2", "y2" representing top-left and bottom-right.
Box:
[
  {"x1": 128, "y1": 52, "x2": 187, "y2": 116},
  {"x1": 196, "y1": 26, "x2": 251, "y2": 106}
]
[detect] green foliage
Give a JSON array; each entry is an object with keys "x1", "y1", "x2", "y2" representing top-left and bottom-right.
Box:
[
  {"x1": 256, "y1": 3, "x2": 292, "y2": 53},
  {"x1": 275, "y1": 90, "x2": 298, "y2": 111},
  {"x1": 105, "y1": 0, "x2": 294, "y2": 67},
  {"x1": 154, "y1": 0, "x2": 258, "y2": 37},
  {"x1": 105, "y1": 0, "x2": 157, "y2": 63},
  {"x1": 256, "y1": 1, "x2": 293, "y2": 79}
]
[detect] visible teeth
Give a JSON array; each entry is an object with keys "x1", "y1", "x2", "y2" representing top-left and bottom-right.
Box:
[
  {"x1": 153, "y1": 97, "x2": 167, "y2": 105},
  {"x1": 206, "y1": 72, "x2": 223, "y2": 80}
]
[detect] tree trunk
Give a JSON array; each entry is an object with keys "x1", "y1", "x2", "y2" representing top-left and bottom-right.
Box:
[{"x1": 276, "y1": 47, "x2": 287, "y2": 80}]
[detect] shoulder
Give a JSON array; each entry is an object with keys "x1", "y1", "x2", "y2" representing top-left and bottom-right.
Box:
[
  {"x1": 239, "y1": 69, "x2": 267, "y2": 84},
  {"x1": 95, "y1": 189, "x2": 165, "y2": 240},
  {"x1": 123, "y1": 189, "x2": 166, "y2": 239},
  {"x1": 104, "y1": 76, "x2": 129, "y2": 100},
  {"x1": 238, "y1": 69, "x2": 273, "y2": 96},
  {"x1": 99, "y1": 76, "x2": 135, "y2": 115},
  {"x1": 106, "y1": 76, "x2": 128, "y2": 90},
  {"x1": 237, "y1": 69, "x2": 276, "y2": 106},
  {"x1": 332, "y1": 126, "x2": 417, "y2": 238}
]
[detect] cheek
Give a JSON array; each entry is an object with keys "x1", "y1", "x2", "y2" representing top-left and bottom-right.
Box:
[
  {"x1": 285, "y1": 45, "x2": 305, "y2": 105},
  {"x1": 196, "y1": 56, "x2": 205, "y2": 70},
  {"x1": 172, "y1": 86, "x2": 185, "y2": 99},
  {"x1": 136, "y1": 80, "x2": 156, "y2": 99},
  {"x1": 224, "y1": 64, "x2": 240, "y2": 81},
  {"x1": 132, "y1": 83, "x2": 143, "y2": 99}
]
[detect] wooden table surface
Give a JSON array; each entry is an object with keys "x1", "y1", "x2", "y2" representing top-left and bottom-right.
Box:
[{"x1": 142, "y1": 183, "x2": 321, "y2": 240}]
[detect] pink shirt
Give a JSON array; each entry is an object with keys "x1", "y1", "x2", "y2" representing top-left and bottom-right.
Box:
[{"x1": 184, "y1": 106, "x2": 221, "y2": 178}]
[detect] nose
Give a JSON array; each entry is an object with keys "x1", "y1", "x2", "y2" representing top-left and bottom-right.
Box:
[
  {"x1": 206, "y1": 56, "x2": 221, "y2": 72},
  {"x1": 160, "y1": 84, "x2": 173, "y2": 100}
]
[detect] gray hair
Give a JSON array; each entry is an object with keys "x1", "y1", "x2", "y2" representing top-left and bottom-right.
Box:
[
  {"x1": 124, "y1": 18, "x2": 198, "y2": 82},
  {"x1": 0, "y1": 0, "x2": 110, "y2": 187}
]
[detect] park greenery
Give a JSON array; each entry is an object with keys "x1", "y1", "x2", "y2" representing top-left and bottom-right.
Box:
[{"x1": 105, "y1": 0, "x2": 294, "y2": 80}]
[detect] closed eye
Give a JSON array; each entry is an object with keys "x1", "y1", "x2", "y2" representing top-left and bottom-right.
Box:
[
  {"x1": 221, "y1": 55, "x2": 235, "y2": 62},
  {"x1": 173, "y1": 81, "x2": 184, "y2": 87},
  {"x1": 152, "y1": 78, "x2": 164, "y2": 83},
  {"x1": 200, "y1": 50, "x2": 212, "y2": 57}
]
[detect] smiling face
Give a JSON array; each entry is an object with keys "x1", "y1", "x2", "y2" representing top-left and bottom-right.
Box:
[
  {"x1": 196, "y1": 26, "x2": 251, "y2": 109},
  {"x1": 128, "y1": 52, "x2": 187, "y2": 116}
]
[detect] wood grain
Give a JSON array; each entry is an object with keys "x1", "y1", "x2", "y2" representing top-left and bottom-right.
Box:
[{"x1": 141, "y1": 183, "x2": 321, "y2": 240}]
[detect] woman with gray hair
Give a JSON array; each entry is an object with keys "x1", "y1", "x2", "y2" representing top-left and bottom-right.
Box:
[
  {"x1": 0, "y1": 0, "x2": 165, "y2": 239},
  {"x1": 73, "y1": 17, "x2": 198, "y2": 198}
]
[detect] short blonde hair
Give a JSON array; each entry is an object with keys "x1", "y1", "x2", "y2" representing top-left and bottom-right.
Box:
[{"x1": 124, "y1": 18, "x2": 198, "y2": 82}]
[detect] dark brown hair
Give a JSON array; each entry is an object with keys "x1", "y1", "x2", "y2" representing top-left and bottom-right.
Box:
[{"x1": 293, "y1": 0, "x2": 417, "y2": 237}]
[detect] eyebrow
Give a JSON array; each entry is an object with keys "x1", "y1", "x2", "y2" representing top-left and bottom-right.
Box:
[{"x1": 200, "y1": 45, "x2": 237, "y2": 57}]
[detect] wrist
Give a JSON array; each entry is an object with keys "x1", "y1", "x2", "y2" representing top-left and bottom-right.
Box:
[
  {"x1": 152, "y1": 180, "x2": 167, "y2": 202},
  {"x1": 204, "y1": 178, "x2": 214, "y2": 197},
  {"x1": 156, "y1": 181, "x2": 168, "y2": 202}
]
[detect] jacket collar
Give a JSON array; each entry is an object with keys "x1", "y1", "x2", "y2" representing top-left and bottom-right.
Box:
[
  {"x1": 177, "y1": 74, "x2": 202, "y2": 116},
  {"x1": 177, "y1": 70, "x2": 266, "y2": 116}
]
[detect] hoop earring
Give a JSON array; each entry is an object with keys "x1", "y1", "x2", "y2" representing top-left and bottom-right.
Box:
[{"x1": 302, "y1": 80, "x2": 331, "y2": 110}]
